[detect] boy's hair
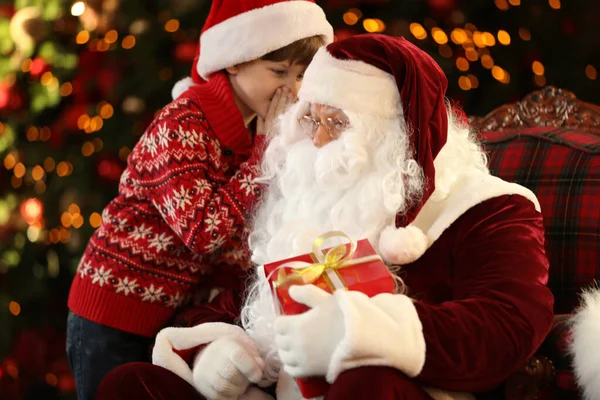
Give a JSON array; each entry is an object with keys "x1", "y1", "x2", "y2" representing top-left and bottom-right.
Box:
[{"x1": 260, "y1": 35, "x2": 326, "y2": 66}]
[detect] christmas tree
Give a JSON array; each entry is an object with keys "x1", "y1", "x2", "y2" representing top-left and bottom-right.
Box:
[{"x1": 0, "y1": 0, "x2": 598, "y2": 398}]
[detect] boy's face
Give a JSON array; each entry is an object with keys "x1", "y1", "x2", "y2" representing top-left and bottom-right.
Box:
[{"x1": 227, "y1": 59, "x2": 307, "y2": 120}]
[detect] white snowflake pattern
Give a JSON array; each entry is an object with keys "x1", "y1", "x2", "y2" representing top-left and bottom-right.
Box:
[
  {"x1": 78, "y1": 260, "x2": 92, "y2": 279},
  {"x1": 162, "y1": 195, "x2": 177, "y2": 219},
  {"x1": 143, "y1": 134, "x2": 159, "y2": 156},
  {"x1": 173, "y1": 186, "x2": 193, "y2": 211},
  {"x1": 115, "y1": 276, "x2": 138, "y2": 296},
  {"x1": 165, "y1": 292, "x2": 182, "y2": 308},
  {"x1": 113, "y1": 218, "x2": 128, "y2": 233},
  {"x1": 141, "y1": 284, "x2": 164, "y2": 303},
  {"x1": 128, "y1": 223, "x2": 153, "y2": 240},
  {"x1": 205, "y1": 234, "x2": 228, "y2": 252},
  {"x1": 148, "y1": 232, "x2": 174, "y2": 252},
  {"x1": 157, "y1": 123, "x2": 171, "y2": 148},
  {"x1": 194, "y1": 178, "x2": 211, "y2": 194},
  {"x1": 91, "y1": 266, "x2": 113, "y2": 287},
  {"x1": 176, "y1": 126, "x2": 198, "y2": 148},
  {"x1": 204, "y1": 211, "x2": 222, "y2": 233},
  {"x1": 239, "y1": 173, "x2": 258, "y2": 196},
  {"x1": 119, "y1": 169, "x2": 131, "y2": 187}
]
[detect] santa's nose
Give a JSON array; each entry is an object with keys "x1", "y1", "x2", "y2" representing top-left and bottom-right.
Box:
[{"x1": 312, "y1": 125, "x2": 335, "y2": 148}]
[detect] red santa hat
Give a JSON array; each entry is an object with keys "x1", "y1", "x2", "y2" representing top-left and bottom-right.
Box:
[
  {"x1": 172, "y1": 0, "x2": 334, "y2": 99},
  {"x1": 298, "y1": 33, "x2": 449, "y2": 265}
]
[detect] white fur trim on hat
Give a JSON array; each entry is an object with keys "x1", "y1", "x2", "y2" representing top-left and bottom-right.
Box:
[
  {"x1": 378, "y1": 225, "x2": 429, "y2": 265},
  {"x1": 198, "y1": 1, "x2": 333, "y2": 79},
  {"x1": 298, "y1": 47, "x2": 402, "y2": 118},
  {"x1": 569, "y1": 287, "x2": 600, "y2": 400},
  {"x1": 171, "y1": 77, "x2": 196, "y2": 100}
]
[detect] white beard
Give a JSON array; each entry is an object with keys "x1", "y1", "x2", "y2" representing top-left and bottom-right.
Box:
[{"x1": 240, "y1": 101, "x2": 424, "y2": 387}]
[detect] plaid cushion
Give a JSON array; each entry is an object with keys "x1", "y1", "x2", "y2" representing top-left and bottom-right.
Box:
[{"x1": 480, "y1": 127, "x2": 600, "y2": 314}]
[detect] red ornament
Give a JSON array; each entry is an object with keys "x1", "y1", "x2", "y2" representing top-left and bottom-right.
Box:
[
  {"x1": 97, "y1": 156, "x2": 125, "y2": 183},
  {"x1": 175, "y1": 41, "x2": 198, "y2": 63},
  {"x1": 426, "y1": 0, "x2": 457, "y2": 14},
  {"x1": 29, "y1": 58, "x2": 49, "y2": 78}
]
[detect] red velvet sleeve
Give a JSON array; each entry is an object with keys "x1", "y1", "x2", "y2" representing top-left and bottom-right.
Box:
[{"x1": 414, "y1": 195, "x2": 554, "y2": 393}]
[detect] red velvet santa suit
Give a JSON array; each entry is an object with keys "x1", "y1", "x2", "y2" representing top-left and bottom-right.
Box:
[{"x1": 97, "y1": 35, "x2": 554, "y2": 400}]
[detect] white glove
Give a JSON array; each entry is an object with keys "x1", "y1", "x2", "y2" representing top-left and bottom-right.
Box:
[
  {"x1": 274, "y1": 285, "x2": 344, "y2": 378},
  {"x1": 193, "y1": 329, "x2": 265, "y2": 400}
]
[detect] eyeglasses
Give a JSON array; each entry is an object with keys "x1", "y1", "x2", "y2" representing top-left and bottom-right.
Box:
[{"x1": 298, "y1": 115, "x2": 349, "y2": 139}]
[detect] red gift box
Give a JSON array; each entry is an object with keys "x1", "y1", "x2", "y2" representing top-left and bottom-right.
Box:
[{"x1": 264, "y1": 232, "x2": 396, "y2": 398}]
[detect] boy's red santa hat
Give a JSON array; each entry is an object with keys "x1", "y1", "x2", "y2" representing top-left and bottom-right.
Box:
[
  {"x1": 172, "y1": 0, "x2": 333, "y2": 99},
  {"x1": 298, "y1": 33, "x2": 449, "y2": 265}
]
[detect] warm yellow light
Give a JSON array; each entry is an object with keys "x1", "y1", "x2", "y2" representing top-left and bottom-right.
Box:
[
  {"x1": 78, "y1": 114, "x2": 90, "y2": 130},
  {"x1": 492, "y1": 66, "x2": 510, "y2": 83},
  {"x1": 532, "y1": 61, "x2": 545, "y2": 76},
  {"x1": 9, "y1": 301, "x2": 21, "y2": 316},
  {"x1": 41, "y1": 72, "x2": 54, "y2": 86},
  {"x1": 432, "y1": 28, "x2": 448, "y2": 45},
  {"x1": 585, "y1": 65, "x2": 597, "y2": 80},
  {"x1": 519, "y1": 28, "x2": 531, "y2": 41},
  {"x1": 26, "y1": 126, "x2": 39, "y2": 142},
  {"x1": 56, "y1": 162, "x2": 69, "y2": 177},
  {"x1": 458, "y1": 76, "x2": 472, "y2": 91},
  {"x1": 509, "y1": 0, "x2": 520, "y2": 5},
  {"x1": 122, "y1": 35, "x2": 136, "y2": 49},
  {"x1": 44, "y1": 157, "x2": 56, "y2": 172},
  {"x1": 482, "y1": 32, "x2": 496, "y2": 46},
  {"x1": 72, "y1": 214, "x2": 84, "y2": 229},
  {"x1": 343, "y1": 9, "x2": 361, "y2": 25},
  {"x1": 32, "y1": 165, "x2": 45, "y2": 181},
  {"x1": 468, "y1": 74, "x2": 479, "y2": 88},
  {"x1": 4, "y1": 154, "x2": 16, "y2": 170},
  {"x1": 456, "y1": 57, "x2": 469, "y2": 72},
  {"x1": 14, "y1": 163, "x2": 26, "y2": 178},
  {"x1": 82, "y1": 141, "x2": 95, "y2": 156},
  {"x1": 451, "y1": 28, "x2": 468, "y2": 44},
  {"x1": 165, "y1": 19, "x2": 180, "y2": 33},
  {"x1": 68, "y1": 204, "x2": 81, "y2": 215},
  {"x1": 534, "y1": 75, "x2": 546, "y2": 86},
  {"x1": 105, "y1": 30, "x2": 118, "y2": 44},
  {"x1": 60, "y1": 82, "x2": 73, "y2": 96},
  {"x1": 61, "y1": 212, "x2": 72, "y2": 228},
  {"x1": 549, "y1": 0, "x2": 561, "y2": 9},
  {"x1": 76, "y1": 30, "x2": 90, "y2": 44},
  {"x1": 497, "y1": 30, "x2": 511, "y2": 45},
  {"x1": 410, "y1": 23, "x2": 427, "y2": 40},
  {"x1": 494, "y1": 0, "x2": 509, "y2": 10},
  {"x1": 363, "y1": 19, "x2": 379, "y2": 33},
  {"x1": 481, "y1": 54, "x2": 494, "y2": 69},
  {"x1": 71, "y1": 1, "x2": 85, "y2": 17},
  {"x1": 90, "y1": 212, "x2": 103, "y2": 228},
  {"x1": 465, "y1": 48, "x2": 478, "y2": 61}
]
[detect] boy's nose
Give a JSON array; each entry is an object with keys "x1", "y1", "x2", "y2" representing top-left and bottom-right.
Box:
[{"x1": 283, "y1": 79, "x2": 301, "y2": 97}]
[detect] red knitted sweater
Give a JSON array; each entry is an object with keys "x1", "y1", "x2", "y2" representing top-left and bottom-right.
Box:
[{"x1": 68, "y1": 73, "x2": 265, "y2": 336}]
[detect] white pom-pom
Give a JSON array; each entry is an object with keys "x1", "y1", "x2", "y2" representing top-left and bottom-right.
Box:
[
  {"x1": 171, "y1": 77, "x2": 196, "y2": 100},
  {"x1": 378, "y1": 225, "x2": 429, "y2": 265},
  {"x1": 570, "y1": 287, "x2": 600, "y2": 400}
]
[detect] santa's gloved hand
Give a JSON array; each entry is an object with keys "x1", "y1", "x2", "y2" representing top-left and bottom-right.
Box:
[
  {"x1": 274, "y1": 285, "x2": 345, "y2": 378},
  {"x1": 193, "y1": 329, "x2": 265, "y2": 400}
]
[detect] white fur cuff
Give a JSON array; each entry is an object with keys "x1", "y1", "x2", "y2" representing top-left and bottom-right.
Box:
[
  {"x1": 570, "y1": 287, "x2": 600, "y2": 400},
  {"x1": 326, "y1": 291, "x2": 426, "y2": 382}
]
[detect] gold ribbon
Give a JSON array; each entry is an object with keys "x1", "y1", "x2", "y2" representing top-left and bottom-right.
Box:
[{"x1": 274, "y1": 231, "x2": 381, "y2": 290}]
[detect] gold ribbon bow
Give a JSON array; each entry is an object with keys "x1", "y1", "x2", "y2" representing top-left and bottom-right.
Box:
[{"x1": 274, "y1": 231, "x2": 380, "y2": 290}]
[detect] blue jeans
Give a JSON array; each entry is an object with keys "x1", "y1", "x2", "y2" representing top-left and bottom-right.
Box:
[{"x1": 66, "y1": 311, "x2": 153, "y2": 400}]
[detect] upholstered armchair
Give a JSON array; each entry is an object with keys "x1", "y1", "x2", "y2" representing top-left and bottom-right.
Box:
[{"x1": 471, "y1": 86, "x2": 600, "y2": 400}]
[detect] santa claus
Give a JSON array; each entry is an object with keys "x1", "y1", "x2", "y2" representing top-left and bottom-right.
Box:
[{"x1": 98, "y1": 34, "x2": 554, "y2": 400}]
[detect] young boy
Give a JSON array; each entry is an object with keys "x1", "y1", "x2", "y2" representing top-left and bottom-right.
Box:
[{"x1": 66, "y1": 1, "x2": 333, "y2": 399}]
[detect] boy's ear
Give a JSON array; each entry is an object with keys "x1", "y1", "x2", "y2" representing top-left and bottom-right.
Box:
[{"x1": 225, "y1": 65, "x2": 239, "y2": 75}]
